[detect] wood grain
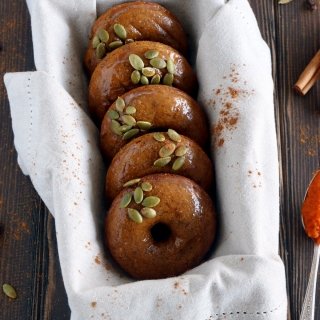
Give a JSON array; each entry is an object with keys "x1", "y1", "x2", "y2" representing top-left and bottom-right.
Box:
[{"x1": 0, "y1": 1, "x2": 319, "y2": 319}]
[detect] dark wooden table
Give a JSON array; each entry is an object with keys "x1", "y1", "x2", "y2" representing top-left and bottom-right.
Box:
[{"x1": 0, "y1": 1, "x2": 319, "y2": 319}]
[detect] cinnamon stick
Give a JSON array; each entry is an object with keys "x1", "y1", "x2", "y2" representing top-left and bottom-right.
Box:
[{"x1": 294, "y1": 50, "x2": 320, "y2": 95}]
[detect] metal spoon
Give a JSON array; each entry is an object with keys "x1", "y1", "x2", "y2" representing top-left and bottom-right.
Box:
[{"x1": 300, "y1": 170, "x2": 320, "y2": 320}]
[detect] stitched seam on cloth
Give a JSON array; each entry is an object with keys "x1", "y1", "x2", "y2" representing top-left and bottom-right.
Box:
[
  {"x1": 26, "y1": 75, "x2": 33, "y2": 162},
  {"x1": 209, "y1": 301, "x2": 285, "y2": 318}
]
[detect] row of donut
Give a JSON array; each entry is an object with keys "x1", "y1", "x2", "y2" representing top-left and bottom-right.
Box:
[{"x1": 85, "y1": 1, "x2": 217, "y2": 279}]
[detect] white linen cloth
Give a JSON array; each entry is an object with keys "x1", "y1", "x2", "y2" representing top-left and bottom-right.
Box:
[{"x1": 4, "y1": 0, "x2": 288, "y2": 319}]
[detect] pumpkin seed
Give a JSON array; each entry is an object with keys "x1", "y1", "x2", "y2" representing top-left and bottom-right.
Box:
[
  {"x1": 175, "y1": 145, "x2": 188, "y2": 157},
  {"x1": 126, "y1": 38, "x2": 134, "y2": 44},
  {"x1": 111, "y1": 120, "x2": 122, "y2": 135},
  {"x1": 96, "y1": 43, "x2": 106, "y2": 59},
  {"x1": 168, "y1": 129, "x2": 181, "y2": 142},
  {"x1": 151, "y1": 74, "x2": 161, "y2": 84},
  {"x1": 131, "y1": 70, "x2": 141, "y2": 84},
  {"x1": 98, "y1": 29, "x2": 109, "y2": 43},
  {"x1": 113, "y1": 23, "x2": 127, "y2": 40},
  {"x1": 108, "y1": 40, "x2": 123, "y2": 50},
  {"x1": 172, "y1": 156, "x2": 185, "y2": 171},
  {"x1": 123, "y1": 178, "x2": 141, "y2": 187},
  {"x1": 119, "y1": 124, "x2": 132, "y2": 133},
  {"x1": 120, "y1": 193, "x2": 132, "y2": 208},
  {"x1": 159, "y1": 143, "x2": 176, "y2": 158},
  {"x1": 153, "y1": 157, "x2": 171, "y2": 167},
  {"x1": 142, "y1": 196, "x2": 160, "y2": 208},
  {"x1": 115, "y1": 97, "x2": 126, "y2": 112},
  {"x1": 142, "y1": 67, "x2": 156, "y2": 77},
  {"x1": 123, "y1": 128, "x2": 139, "y2": 140},
  {"x1": 144, "y1": 50, "x2": 159, "y2": 59},
  {"x1": 2, "y1": 283, "x2": 17, "y2": 299},
  {"x1": 141, "y1": 207, "x2": 157, "y2": 218},
  {"x1": 163, "y1": 73, "x2": 174, "y2": 86},
  {"x1": 150, "y1": 57, "x2": 166, "y2": 69},
  {"x1": 128, "y1": 208, "x2": 143, "y2": 223},
  {"x1": 134, "y1": 187, "x2": 144, "y2": 204},
  {"x1": 141, "y1": 182, "x2": 152, "y2": 192},
  {"x1": 153, "y1": 132, "x2": 165, "y2": 142},
  {"x1": 166, "y1": 59, "x2": 175, "y2": 74},
  {"x1": 140, "y1": 75, "x2": 149, "y2": 85},
  {"x1": 121, "y1": 115, "x2": 136, "y2": 126},
  {"x1": 92, "y1": 35, "x2": 100, "y2": 49},
  {"x1": 129, "y1": 54, "x2": 144, "y2": 70},
  {"x1": 125, "y1": 106, "x2": 136, "y2": 115},
  {"x1": 106, "y1": 109, "x2": 120, "y2": 120},
  {"x1": 136, "y1": 121, "x2": 152, "y2": 130}
]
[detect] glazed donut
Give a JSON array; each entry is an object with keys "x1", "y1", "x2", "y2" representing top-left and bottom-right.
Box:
[
  {"x1": 84, "y1": 1, "x2": 187, "y2": 75},
  {"x1": 105, "y1": 174, "x2": 216, "y2": 279},
  {"x1": 100, "y1": 85, "x2": 209, "y2": 159},
  {"x1": 105, "y1": 131, "x2": 213, "y2": 199},
  {"x1": 89, "y1": 41, "x2": 198, "y2": 122}
]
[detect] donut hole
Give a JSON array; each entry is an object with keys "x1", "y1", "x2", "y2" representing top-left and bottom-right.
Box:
[{"x1": 150, "y1": 223, "x2": 172, "y2": 243}]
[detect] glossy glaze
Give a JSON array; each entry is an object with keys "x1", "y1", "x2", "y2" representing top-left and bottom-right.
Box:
[
  {"x1": 105, "y1": 174, "x2": 216, "y2": 279},
  {"x1": 105, "y1": 132, "x2": 213, "y2": 199},
  {"x1": 89, "y1": 41, "x2": 198, "y2": 122},
  {"x1": 100, "y1": 85, "x2": 209, "y2": 158},
  {"x1": 84, "y1": 1, "x2": 188, "y2": 75}
]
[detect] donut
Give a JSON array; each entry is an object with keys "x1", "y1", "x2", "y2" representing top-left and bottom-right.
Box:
[
  {"x1": 100, "y1": 85, "x2": 209, "y2": 159},
  {"x1": 84, "y1": 1, "x2": 187, "y2": 75},
  {"x1": 105, "y1": 131, "x2": 213, "y2": 199},
  {"x1": 105, "y1": 174, "x2": 217, "y2": 279},
  {"x1": 88, "y1": 41, "x2": 198, "y2": 122}
]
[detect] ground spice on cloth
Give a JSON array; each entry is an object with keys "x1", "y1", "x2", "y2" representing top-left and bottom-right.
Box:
[{"x1": 302, "y1": 171, "x2": 320, "y2": 244}]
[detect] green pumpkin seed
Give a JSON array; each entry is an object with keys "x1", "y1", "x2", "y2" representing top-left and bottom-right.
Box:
[
  {"x1": 129, "y1": 54, "x2": 144, "y2": 70},
  {"x1": 134, "y1": 187, "x2": 144, "y2": 204},
  {"x1": 141, "y1": 207, "x2": 157, "y2": 218},
  {"x1": 122, "y1": 115, "x2": 136, "y2": 126},
  {"x1": 144, "y1": 50, "x2": 159, "y2": 59},
  {"x1": 166, "y1": 59, "x2": 175, "y2": 74},
  {"x1": 150, "y1": 57, "x2": 166, "y2": 69},
  {"x1": 106, "y1": 109, "x2": 120, "y2": 120},
  {"x1": 120, "y1": 193, "x2": 132, "y2": 208},
  {"x1": 126, "y1": 38, "x2": 134, "y2": 44},
  {"x1": 98, "y1": 29, "x2": 109, "y2": 43},
  {"x1": 141, "y1": 182, "x2": 152, "y2": 192},
  {"x1": 142, "y1": 67, "x2": 156, "y2": 77},
  {"x1": 175, "y1": 145, "x2": 188, "y2": 157},
  {"x1": 163, "y1": 73, "x2": 174, "y2": 86},
  {"x1": 172, "y1": 156, "x2": 185, "y2": 171},
  {"x1": 108, "y1": 40, "x2": 123, "y2": 50},
  {"x1": 111, "y1": 120, "x2": 122, "y2": 135},
  {"x1": 153, "y1": 132, "x2": 166, "y2": 142},
  {"x1": 2, "y1": 284, "x2": 17, "y2": 299},
  {"x1": 151, "y1": 74, "x2": 161, "y2": 84},
  {"x1": 92, "y1": 35, "x2": 100, "y2": 49},
  {"x1": 142, "y1": 196, "x2": 160, "y2": 208},
  {"x1": 125, "y1": 106, "x2": 136, "y2": 115},
  {"x1": 115, "y1": 97, "x2": 126, "y2": 112},
  {"x1": 140, "y1": 75, "x2": 149, "y2": 85},
  {"x1": 119, "y1": 124, "x2": 132, "y2": 133},
  {"x1": 153, "y1": 157, "x2": 171, "y2": 167},
  {"x1": 123, "y1": 178, "x2": 141, "y2": 187},
  {"x1": 137, "y1": 121, "x2": 152, "y2": 130},
  {"x1": 168, "y1": 129, "x2": 181, "y2": 142},
  {"x1": 159, "y1": 143, "x2": 176, "y2": 158},
  {"x1": 123, "y1": 128, "x2": 139, "y2": 140},
  {"x1": 131, "y1": 70, "x2": 141, "y2": 84},
  {"x1": 128, "y1": 208, "x2": 143, "y2": 223},
  {"x1": 113, "y1": 23, "x2": 127, "y2": 40},
  {"x1": 96, "y1": 43, "x2": 106, "y2": 59}
]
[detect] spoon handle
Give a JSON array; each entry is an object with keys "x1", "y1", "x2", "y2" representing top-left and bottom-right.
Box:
[{"x1": 300, "y1": 244, "x2": 320, "y2": 320}]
